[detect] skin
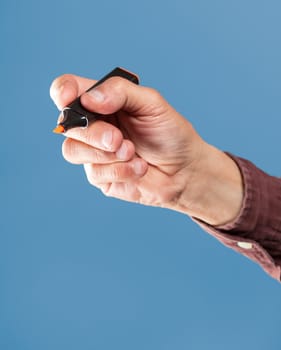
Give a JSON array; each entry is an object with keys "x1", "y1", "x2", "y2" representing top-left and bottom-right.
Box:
[{"x1": 50, "y1": 74, "x2": 243, "y2": 226}]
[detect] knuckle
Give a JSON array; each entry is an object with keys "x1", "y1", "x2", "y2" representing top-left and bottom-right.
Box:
[
  {"x1": 142, "y1": 86, "x2": 168, "y2": 115},
  {"x1": 111, "y1": 165, "x2": 122, "y2": 181},
  {"x1": 145, "y1": 87, "x2": 163, "y2": 103},
  {"x1": 96, "y1": 164, "x2": 126, "y2": 182},
  {"x1": 84, "y1": 131, "x2": 97, "y2": 149},
  {"x1": 92, "y1": 148, "x2": 111, "y2": 164},
  {"x1": 112, "y1": 163, "x2": 132, "y2": 181},
  {"x1": 108, "y1": 76, "x2": 125, "y2": 91},
  {"x1": 105, "y1": 77, "x2": 127, "y2": 102},
  {"x1": 92, "y1": 149, "x2": 103, "y2": 163},
  {"x1": 85, "y1": 163, "x2": 132, "y2": 186}
]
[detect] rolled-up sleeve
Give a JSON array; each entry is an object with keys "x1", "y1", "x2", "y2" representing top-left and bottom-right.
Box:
[{"x1": 192, "y1": 153, "x2": 281, "y2": 281}]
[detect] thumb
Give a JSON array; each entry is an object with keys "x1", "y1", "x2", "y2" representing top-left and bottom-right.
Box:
[{"x1": 80, "y1": 76, "x2": 169, "y2": 116}]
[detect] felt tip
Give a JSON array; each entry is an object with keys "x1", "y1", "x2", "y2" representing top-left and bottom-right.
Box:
[{"x1": 53, "y1": 125, "x2": 65, "y2": 134}]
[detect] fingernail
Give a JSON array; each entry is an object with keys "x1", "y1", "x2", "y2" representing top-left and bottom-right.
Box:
[
  {"x1": 87, "y1": 88, "x2": 105, "y2": 102},
  {"x1": 116, "y1": 142, "x2": 128, "y2": 160},
  {"x1": 102, "y1": 130, "x2": 113, "y2": 149},
  {"x1": 132, "y1": 159, "x2": 145, "y2": 175}
]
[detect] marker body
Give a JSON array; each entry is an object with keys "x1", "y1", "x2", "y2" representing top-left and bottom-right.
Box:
[{"x1": 53, "y1": 67, "x2": 139, "y2": 133}]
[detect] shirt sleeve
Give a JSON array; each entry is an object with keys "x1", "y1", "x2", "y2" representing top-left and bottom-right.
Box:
[{"x1": 192, "y1": 152, "x2": 281, "y2": 281}]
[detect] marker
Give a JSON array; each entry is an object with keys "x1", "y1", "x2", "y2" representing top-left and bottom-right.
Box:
[{"x1": 53, "y1": 67, "x2": 139, "y2": 134}]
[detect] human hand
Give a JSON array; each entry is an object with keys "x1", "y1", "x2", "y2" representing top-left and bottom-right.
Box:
[{"x1": 50, "y1": 72, "x2": 243, "y2": 225}]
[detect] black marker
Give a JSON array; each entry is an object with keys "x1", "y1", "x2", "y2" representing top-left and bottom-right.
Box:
[{"x1": 53, "y1": 67, "x2": 139, "y2": 134}]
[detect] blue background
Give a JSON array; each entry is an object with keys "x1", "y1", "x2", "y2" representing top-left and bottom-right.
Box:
[{"x1": 1, "y1": 0, "x2": 281, "y2": 349}]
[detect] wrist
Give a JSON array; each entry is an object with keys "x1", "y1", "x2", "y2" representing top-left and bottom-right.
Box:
[{"x1": 171, "y1": 143, "x2": 244, "y2": 226}]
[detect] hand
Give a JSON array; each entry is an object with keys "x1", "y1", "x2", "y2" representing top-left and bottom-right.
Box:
[{"x1": 50, "y1": 72, "x2": 243, "y2": 226}]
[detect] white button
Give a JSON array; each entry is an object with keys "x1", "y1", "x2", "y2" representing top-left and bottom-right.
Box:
[{"x1": 237, "y1": 242, "x2": 253, "y2": 250}]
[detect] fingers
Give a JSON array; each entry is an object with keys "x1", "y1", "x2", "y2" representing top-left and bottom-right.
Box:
[
  {"x1": 50, "y1": 74, "x2": 96, "y2": 110},
  {"x1": 62, "y1": 131, "x2": 148, "y2": 187},
  {"x1": 64, "y1": 120, "x2": 124, "y2": 152},
  {"x1": 62, "y1": 126, "x2": 148, "y2": 185},
  {"x1": 80, "y1": 76, "x2": 167, "y2": 116},
  {"x1": 84, "y1": 158, "x2": 148, "y2": 185},
  {"x1": 62, "y1": 138, "x2": 136, "y2": 164},
  {"x1": 50, "y1": 72, "x2": 167, "y2": 116}
]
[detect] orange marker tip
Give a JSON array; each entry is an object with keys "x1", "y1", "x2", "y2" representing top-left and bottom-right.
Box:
[{"x1": 53, "y1": 125, "x2": 65, "y2": 134}]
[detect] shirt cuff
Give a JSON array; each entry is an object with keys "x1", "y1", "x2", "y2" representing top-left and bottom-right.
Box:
[{"x1": 192, "y1": 152, "x2": 281, "y2": 281}]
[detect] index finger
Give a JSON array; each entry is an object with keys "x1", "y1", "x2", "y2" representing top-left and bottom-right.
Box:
[{"x1": 50, "y1": 74, "x2": 97, "y2": 110}]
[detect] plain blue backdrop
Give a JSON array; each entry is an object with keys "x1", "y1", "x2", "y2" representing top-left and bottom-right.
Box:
[{"x1": 1, "y1": 0, "x2": 281, "y2": 349}]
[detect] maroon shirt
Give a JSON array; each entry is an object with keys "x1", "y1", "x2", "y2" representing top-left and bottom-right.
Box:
[{"x1": 193, "y1": 153, "x2": 281, "y2": 281}]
